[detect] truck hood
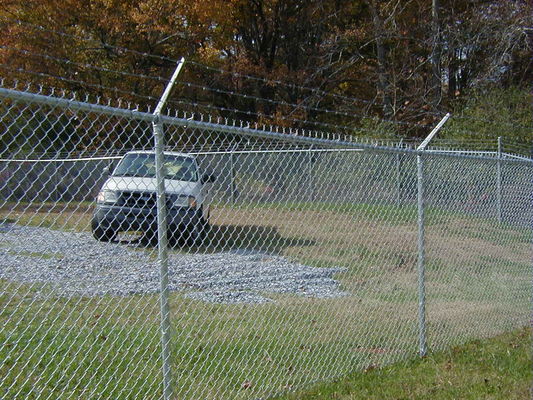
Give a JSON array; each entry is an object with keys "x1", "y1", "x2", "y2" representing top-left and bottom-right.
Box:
[{"x1": 102, "y1": 177, "x2": 198, "y2": 195}]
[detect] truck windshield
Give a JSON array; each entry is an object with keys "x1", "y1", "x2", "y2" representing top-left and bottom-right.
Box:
[{"x1": 112, "y1": 153, "x2": 198, "y2": 182}]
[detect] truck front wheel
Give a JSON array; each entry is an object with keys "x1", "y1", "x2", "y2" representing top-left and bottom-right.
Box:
[{"x1": 91, "y1": 218, "x2": 116, "y2": 242}]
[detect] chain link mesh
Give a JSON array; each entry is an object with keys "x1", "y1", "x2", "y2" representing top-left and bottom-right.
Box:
[{"x1": 1, "y1": 83, "x2": 531, "y2": 399}]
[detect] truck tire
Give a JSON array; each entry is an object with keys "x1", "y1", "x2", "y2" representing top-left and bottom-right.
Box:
[
  {"x1": 185, "y1": 218, "x2": 209, "y2": 247},
  {"x1": 91, "y1": 218, "x2": 116, "y2": 242}
]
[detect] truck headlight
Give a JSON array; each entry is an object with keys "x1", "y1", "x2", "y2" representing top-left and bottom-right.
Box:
[
  {"x1": 97, "y1": 190, "x2": 118, "y2": 204},
  {"x1": 173, "y1": 195, "x2": 197, "y2": 209}
]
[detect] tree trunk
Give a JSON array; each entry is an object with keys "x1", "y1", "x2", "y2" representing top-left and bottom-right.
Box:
[
  {"x1": 368, "y1": 0, "x2": 393, "y2": 118},
  {"x1": 431, "y1": 0, "x2": 442, "y2": 108}
]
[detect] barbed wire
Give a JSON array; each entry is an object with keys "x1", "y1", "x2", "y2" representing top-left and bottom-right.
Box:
[
  {"x1": 0, "y1": 53, "x2": 424, "y2": 136},
  {"x1": 0, "y1": 44, "x2": 435, "y2": 134},
  {"x1": 2, "y1": 62, "x2": 530, "y2": 159},
  {"x1": 0, "y1": 64, "x2": 157, "y2": 111},
  {"x1": 1, "y1": 80, "x2": 529, "y2": 160},
  {"x1": 186, "y1": 60, "x2": 378, "y2": 105},
  {"x1": 0, "y1": 71, "x2": 410, "y2": 145},
  {"x1": 0, "y1": 66, "x2": 365, "y2": 138},
  {"x1": 1, "y1": 16, "x2": 530, "y2": 135},
  {"x1": 174, "y1": 79, "x2": 424, "y2": 129},
  {"x1": 184, "y1": 62, "x2": 533, "y2": 131},
  {"x1": 0, "y1": 17, "x2": 378, "y2": 84},
  {"x1": 164, "y1": 97, "x2": 413, "y2": 139},
  {"x1": 0, "y1": 45, "x2": 170, "y2": 85},
  {"x1": 439, "y1": 125, "x2": 532, "y2": 144},
  {"x1": 0, "y1": 20, "x2": 397, "y2": 118},
  {"x1": 0, "y1": 16, "x2": 460, "y2": 125},
  {"x1": 433, "y1": 139, "x2": 529, "y2": 150},
  {"x1": 449, "y1": 112, "x2": 532, "y2": 130}
]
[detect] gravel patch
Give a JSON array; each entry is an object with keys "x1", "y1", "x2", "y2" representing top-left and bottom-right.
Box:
[{"x1": 0, "y1": 223, "x2": 347, "y2": 304}]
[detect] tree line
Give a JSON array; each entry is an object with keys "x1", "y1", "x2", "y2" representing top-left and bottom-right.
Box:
[{"x1": 1, "y1": 0, "x2": 531, "y2": 144}]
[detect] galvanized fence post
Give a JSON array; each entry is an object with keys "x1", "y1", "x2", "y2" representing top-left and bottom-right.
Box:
[
  {"x1": 308, "y1": 146, "x2": 313, "y2": 202},
  {"x1": 230, "y1": 143, "x2": 238, "y2": 204},
  {"x1": 153, "y1": 57, "x2": 185, "y2": 400},
  {"x1": 416, "y1": 113, "x2": 450, "y2": 357},
  {"x1": 497, "y1": 136, "x2": 502, "y2": 222},
  {"x1": 396, "y1": 139, "x2": 403, "y2": 206},
  {"x1": 416, "y1": 152, "x2": 427, "y2": 357}
]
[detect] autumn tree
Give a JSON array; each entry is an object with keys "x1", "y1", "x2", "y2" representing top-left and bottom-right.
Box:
[
  {"x1": 0, "y1": 0, "x2": 207, "y2": 99},
  {"x1": 0, "y1": 0, "x2": 530, "y2": 143}
]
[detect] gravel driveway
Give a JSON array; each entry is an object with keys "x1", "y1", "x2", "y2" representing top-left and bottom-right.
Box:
[{"x1": 0, "y1": 223, "x2": 346, "y2": 303}]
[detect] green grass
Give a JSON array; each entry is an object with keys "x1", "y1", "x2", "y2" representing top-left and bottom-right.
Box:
[
  {"x1": 0, "y1": 284, "x2": 420, "y2": 400},
  {"x1": 1, "y1": 200, "x2": 531, "y2": 399},
  {"x1": 274, "y1": 328, "x2": 532, "y2": 400},
  {"x1": 1, "y1": 202, "x2": 93, "y2": 232},
  {"x1": 0, "y1": 289, "x2": 163, "y2": 400},
  {"x1": 1, "y1": 275, "x2": 529, "y2": 399},
  {"x1": 216, "y1": 201, "x2": 459, "y2": 226}
]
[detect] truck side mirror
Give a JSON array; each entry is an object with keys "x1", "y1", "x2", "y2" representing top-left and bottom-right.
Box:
[{"x1": 103, "y1": 163, "x2": 114, "y2": 176}]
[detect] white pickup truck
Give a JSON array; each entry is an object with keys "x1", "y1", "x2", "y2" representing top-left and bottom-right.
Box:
[{"x1": 91, "y1": 151, "x2": 213, "y2": 245}]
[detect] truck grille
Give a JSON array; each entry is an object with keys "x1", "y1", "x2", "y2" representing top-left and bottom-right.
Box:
[
  {"x1": 118, "y1": 191, "x2": 177, "y2": 209},
  {"x1": 119, "y1": 191, "x2": 157, "y2": 209}
]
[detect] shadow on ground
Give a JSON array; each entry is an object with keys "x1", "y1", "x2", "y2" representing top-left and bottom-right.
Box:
[{"x1": 124, "y1": 224, "x2": 315, "y2": 255}]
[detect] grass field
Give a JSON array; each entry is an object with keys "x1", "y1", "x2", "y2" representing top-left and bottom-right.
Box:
[
  {"x1": 275, "y1": 327, "x2": 532, "y2": 400},
  {"x1": 1, "y1": 200, "x2": 531, "y2": 399}
]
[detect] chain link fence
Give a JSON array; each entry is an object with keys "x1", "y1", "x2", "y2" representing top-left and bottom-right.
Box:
[{"x1": 1, "y1": 82, "x2": 531, "y2": 399}]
